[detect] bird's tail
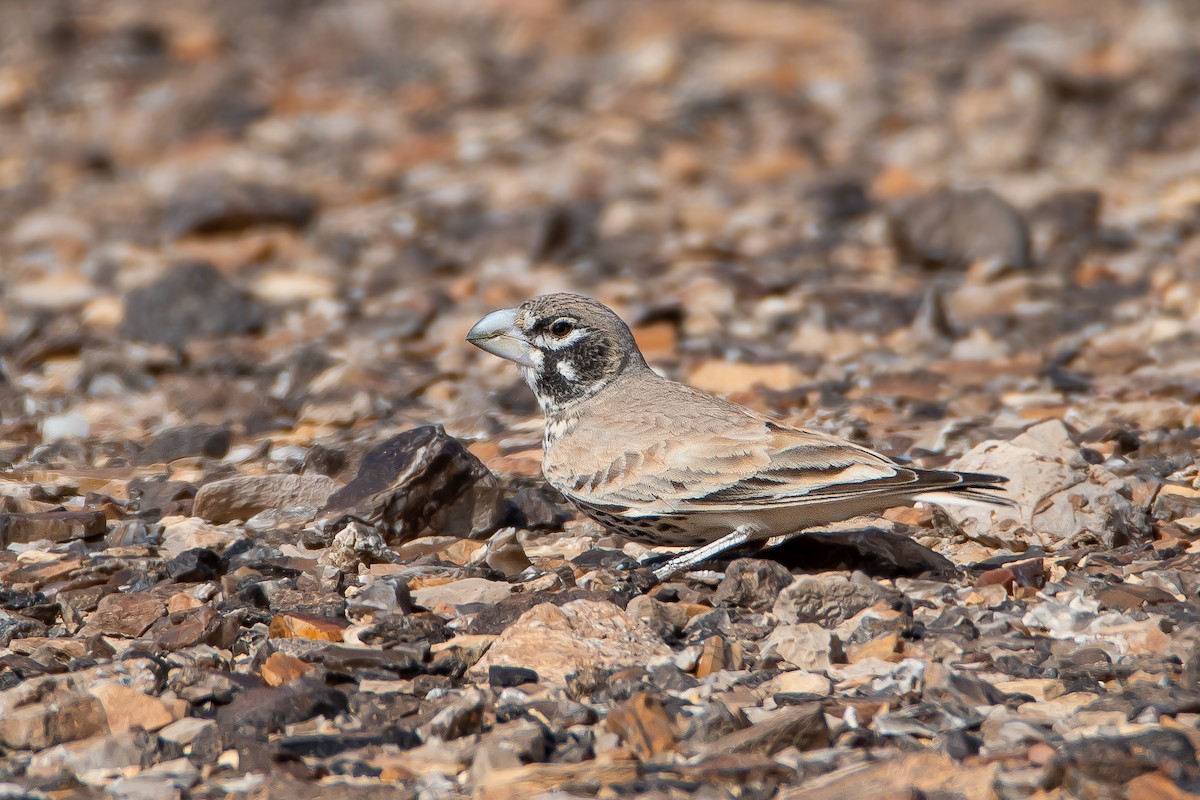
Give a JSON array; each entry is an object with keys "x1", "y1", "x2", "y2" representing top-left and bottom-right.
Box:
[{"x1": 911, "y1": 470, "x2": 1014, "y2": 509}]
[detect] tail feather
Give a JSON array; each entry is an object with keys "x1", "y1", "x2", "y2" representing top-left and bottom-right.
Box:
[{"x1": 911, "y1": 470, "x2": 1014, "y2": 509}]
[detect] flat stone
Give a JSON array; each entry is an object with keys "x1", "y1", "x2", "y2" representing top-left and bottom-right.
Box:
[
  {"x1": 0, "y1": 692, "x2": 108, "y2": 750},
  {"x1": 945, "y1": 419, "x2": 1150, "y2": 552},
  {"x1": 0, "y1": 510, "x2": 107, "y2": 545},
  {"x1": 88, "y1": 681, "x2": 182, "y2": 733},
  {"x1": 764, "y1": 624, "x2": 843, "y2": 671},
  {"x1": 475, "y1": 762, "x2": 639, "y2": 800},
  {"x1": 193, "y1": 474, "x2": 338, "y2": 524},
  {"x1": 693, "y1": 703, "x2": 829, "y2": 756},
  {"x1": 470, "y1": 599, "x2": 672, "y2": 686},
  {"x1": 26, "y1": 730, "x2": 154, "y2": 783},
  {"x1": 778, "y1": 751, "x2": 997, "y2": 800},
  {"x1": 216, "y1": 680, "x2": 348, "y2": 743},
  {"x1": 268, "y1": 611, "x2": 347, "y2": 642},
  {"x1": 81, "y1": 593, "x2": 165, "y2": 638},
  {"x1": 412, "y1": 578, "x2": 513, "y2": 610},
  {"x1": 261, "y1": 652, "x2": 316, "y2": 687},
  {"x1": 133, "y1": 424, "x2": 232, "y2": 465}
]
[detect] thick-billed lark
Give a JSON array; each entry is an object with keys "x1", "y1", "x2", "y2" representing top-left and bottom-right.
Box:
[{"x1": 468, "y1": 294, "x2": 1010, "y2": 580}]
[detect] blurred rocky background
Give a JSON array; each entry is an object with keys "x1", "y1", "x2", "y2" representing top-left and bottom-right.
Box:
[{"x1": 1, "y1": 0, "x2": 1200, "y2": 797}]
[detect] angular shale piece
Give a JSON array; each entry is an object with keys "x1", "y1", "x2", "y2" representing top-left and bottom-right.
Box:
[
  {"x1": 321, "y1": 425, "x2": 509, "y2": 543},
  {"x1": 0, "y1": 510, "x2": 106, "y2": 545},
  {"x1": 946, "y1": 419, "x2": 1150, "y2": 551},
  {"x1": 193, "y1": 474, "x2": 338, "y2": 524}
]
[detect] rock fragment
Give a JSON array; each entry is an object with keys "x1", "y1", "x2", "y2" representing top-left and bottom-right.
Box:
[
  {"x1": 889, "y1": 187, "x2": 1032, "y2": 270},
  {"x1": 119, "y1": 261, "x2": 265, "y2": 348},
  {"x1": 0, "y1": 510, "x2": 106, "y2": 545},
  {"x1": 320, "y1": 425, "x2": 509, "y2": 543},
  {"x1": 470, "y1": 599, "x2": 671, "y2": 686},
  {"x1": 193, "y1": 474, "x2": 338, "y2": 524},
  {"x1": 945, "y1": 419, "x2": 1151, "y2": 552},
  {"x1": 773, "y1": 573, "x2": 895, "y2": 627},
  {"x1": 133, "y1": 424, "x2": 232, "y2": 465},
  {"x1": 162, "y1": 173, "x2": 316, "y2": 237},
  {"x1": 712, "y1": 558, "x2": 793, "y2": 610}
]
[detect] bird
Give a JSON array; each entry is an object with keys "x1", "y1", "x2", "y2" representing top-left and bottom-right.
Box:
[{"x1": 467, "y1": 293, "x2": 1010, "y2": 580}]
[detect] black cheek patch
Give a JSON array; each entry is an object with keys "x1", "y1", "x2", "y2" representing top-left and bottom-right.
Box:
[{"x1": 534, "y1": 335, "x2": 615, "y2": 405}]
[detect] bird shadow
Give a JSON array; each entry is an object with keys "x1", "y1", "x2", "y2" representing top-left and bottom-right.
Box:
[{"x1": 742, "y1": 526, "x2": 956, "y2": 580}]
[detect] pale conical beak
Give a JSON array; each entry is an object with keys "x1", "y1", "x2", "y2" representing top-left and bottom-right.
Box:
[{"x1": 466, "y1": 308, "x2": 536, "y2": 368}]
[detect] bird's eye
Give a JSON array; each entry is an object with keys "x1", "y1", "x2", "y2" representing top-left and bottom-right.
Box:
[{"x1": 549, "y1": 319, "x2": 574, "y2": 337}]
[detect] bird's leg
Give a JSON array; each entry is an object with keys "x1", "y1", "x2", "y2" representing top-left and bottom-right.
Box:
[{"x1": 651, "y1": 525, "x2": 754, "y2": 582}]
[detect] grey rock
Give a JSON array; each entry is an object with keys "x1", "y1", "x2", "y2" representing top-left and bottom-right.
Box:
[
  {"x1": 26, "y1": 731, "x2": 155, "y2": 782},
  {"x1": 119, "y1": 261, "x2": 265, "y2": 348},
  {"x1": 945, "y1": 419, "x2": 1150, "y2": 552},
  {"x1": 133, "y1": 424, "x2": 231, "y2": 465},
  {"x1": 763, "y1": 624, "x2": 844, "y2": 671},
  {"x1": 193, "y1": 474, "x2": 338, "y2": 524},
  {"x1": 157, "y1": 717, "x2": 221, "y2": 764},
  {"x1": 162, "y1": 172, "x2": 316, "y2": 237},
  {"x1": 713, "y1": 558, "x2": 794, "y2": 611},
  {"x1": 773, "y1": 573, "x2": 893, "y2": 627},
  {"x1": 889, "y1": 187, "x2": 1031, "y2": 270}
]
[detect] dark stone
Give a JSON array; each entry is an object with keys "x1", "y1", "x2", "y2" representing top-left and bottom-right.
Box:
[
  {"x1": 134, "y1": 425, "x2": 231, "y2": 466},
  {"x1": 153, "y1": 606, "x2": 238, "y2": 651},
  {"x1": 216, "y1": 680, "x2": 348, "y2": 743},
  {"x1": 712, "y1": 558, "x2": 794, "y2": 611},
  {"x1": 936, "y1": 729, "x2": 983, "y2": 760},
  {"x1": 807, "y1": 176, "x2": 872, "y2": 225},
  {"x1": 489, "y1": 666, "x2": 539, "y2": 688},
  {"x1": 0, "y1": 616, "x2": 48, "y2": 647},
  {"x1": 285, "y1": 643, "x2": 428, "y2": 678},
  {"x1": 166, "y1": 548, "x2": 223, "y2": 583},
  {"x1": 1059, "y1": 729, "x2": 1197, "y2": 787},
  {"x1": 162, "y1": 173, "x2": 316, "y2": 237},
  {"x1": 692, "y1": 702, "x2": 829, "y2": 756},
  {"x1": 345, "y1": 615, "x2": 444, "y2": 648},
  {"x1": 0, "y1": 510, "x2": 107, "y2": 545},
  {"x1": 302, "y1": 444, "x2": 348, "y2": 477},
  {"x1": 276, "y1": 727, "x2": 420, "y2": 759},
  {"x1": 571, "y1": 548, "x2": 639, "y2": 571},
  {"x1": 126, "y1": 478, "x2": 197, "y2": 518},
  {"x1": 320, "y1": 425, "x2": 510, "y2": 544},
  {"x1": 120, "y1": 261, "x2": 266, "y2": 348},
  {"x1": 888, "y1": 187, "x2": 1032, "y2": 271},
  {"x1": 531, "y1": 201, "x2": 600, "y2": 262},
  {"x1": 510, "y1": 483, "x2": 574, "y2": 530}
]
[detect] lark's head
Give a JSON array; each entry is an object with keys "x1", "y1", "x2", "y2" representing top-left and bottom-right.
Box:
[{"x1": 467, "y1": 293, "x2": 647, "y2": 413}]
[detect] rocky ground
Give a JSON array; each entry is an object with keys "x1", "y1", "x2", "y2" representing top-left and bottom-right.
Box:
[{"x1": 2, "y1": 0, "x2": 1200, "y2": 798}]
